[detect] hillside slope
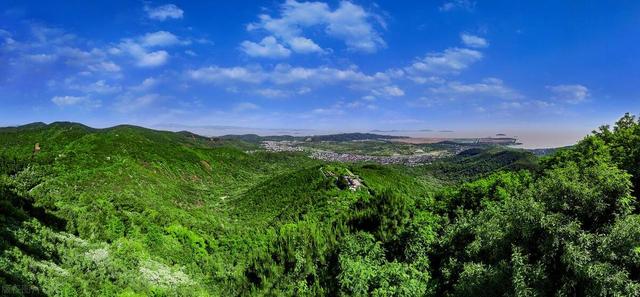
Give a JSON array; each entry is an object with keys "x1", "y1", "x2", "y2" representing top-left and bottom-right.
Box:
[
  {"x1": 4, "y1": 118, "x2": 638, "y2": 296},
  {"x1": 1, "y1": 123, "x2": 444, "y2": 296}
]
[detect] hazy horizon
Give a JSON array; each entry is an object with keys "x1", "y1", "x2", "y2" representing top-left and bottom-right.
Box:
[{"x1": 1, "y1": 119, "x2": 593, "y2": 149}]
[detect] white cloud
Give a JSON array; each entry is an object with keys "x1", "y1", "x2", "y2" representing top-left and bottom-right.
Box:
[
  {"x1": 30, "y1": 24, "x2": 76, "y2": 46},
  {"x1": 297, "y1": 87, "x2": 311, "y2": 94},
  {"x1": 140, "y1": 31, "x2": 182, "y2": 47},
  {"x1": 0, "y1": 29, "x2": 12, "y2": 39},
  {"x1": 131, "y1": 77, "x2": 158, "y2": 91},
  {"x1": 188, "y1": 64, "x2": 390, "y2": 87},
  {"x1": 188, "y1": 66, "x2": 266, "y2": 84},
  {"x1": 51, "y1": 95, "x2": 101, "y2": 108},
  {"x1": 408, "y1": 97, "x2": 438, "y2": 108},
  {"x1": 240, "y1": 36, "x2": 291, "y2": 58},
  {"x1": 407, "y1": 75, "x2": 446, "y2": 84},
  {"x1": 136, "y1": 50, "x2": 168, "y2": 67},
  {"x1": 255, "y1": 88, "x2": 288, "y2": 98},
  {"x1": 498, "y1": 101, "x2": 523, "y2": 110},
  {"x1": 116, "y1": 40, "x2": 169, "y2": 67},
  {"x1": 429, "y1": 78, "x2": 522, "y2": 100},
  {"x1": 373, "y1": 85, "x2": 405, "y2": 97},
  {"x1": 323, "y1": 1, "x2": 385, "y2": 52},
  {"x1": 496, "y1": 100, "x2": 558, "y2": 113},
  {"x1": 531, "y1": 100, "x2": 555, "y2": 109},
  {"x1": 88, "y1": 61, "x2": 121, "y2": 72},
  {"x1": 406, "y1": 47, "x2": 483, "y2": 75},
  {"x1": 110, "y1": 31, "x2": 188, "y2": 67},
  {"x1": 26, "y1": 53, "x2": 56, "y2": 63},
  {"x1": 245, "y1": 0, "x2": 385, "y2": 55},
  {"x1": 67, "y1": 80, "x2": 121, "y2": 94},
  {"x1": 253, "y1": 86, "x2": 313, "y2": 98},
  {"x1": 0, "y1": 29, "x2": 17, "y2": 49},
  {"x1": 312, "y1": 99, "x2": 377, "y2": 116},
  {"x1": 19, "y1": 30, "x2": 120, "y2": 74},
  {"x1": 474, "y1": 106, "x2": 486, "y2": 113},
  {"x1": 0, "y1": 24, "x2": 128, "y2": 95},
  {"x1": 460, "y1": 33, "x2": 488, "y2": 48},
  {"x1": 347, "y1": 100, "x2": 377, "y2": 110},
  {"x1": 52, "y1": 95, "x2": 87, "y2": 106},
  {"x1": 312, "y1": 105, "x2": 345, "y2": 116},
  {"x1": 269, "y1": 64, "x2": 389, "y2": 85},
  {"x1": 146, "y1": 4, "x2": 184, "y2": 21},
  {"x1": 234, "y1": 102, "x2": 260, "y2": 112},
  {"x1": 547, "y1": 84, "x2": 589, "y2": 104},
  {"x1": 288, "y1": 37, "x2": 323, "y2": 53},
  {"x1": 439, "y1": 0, "x2": 475, "y2": 12},
  {"x1": 52, "y1": 47, "x2": 123, "y2": 74}
]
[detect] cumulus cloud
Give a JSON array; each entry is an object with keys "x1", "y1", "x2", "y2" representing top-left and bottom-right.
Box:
[
  {"x1": 547, "y1": 84, "x2": 589, "y2": 104},
  {"x1": 406, "y1": 47, "x2": 483, "y2": 75},
  {"x1": 146, "y1": 4, "x2": 184, "y2": 21},
  {"x1": 114, "y1": 40, "x2": 169, "y2": 67},
  {"x1": 288, "y1": 37, "x2": 324, "y2": 54},
  {"x1": 109, "y1": 31, "x2": 191, "y2": 67},
  {"x1": 140, "y1": 31, "x2": 183, "y2": 47},
  {"x1": 240, "y1": 36, "x2": 291, "y2": 58},
  {"x1": 460, "y1": 33, "x2": 488, "y2": 48},
  {"x1": 244, "y1": 0, "x2": 385, "y2": 56}
]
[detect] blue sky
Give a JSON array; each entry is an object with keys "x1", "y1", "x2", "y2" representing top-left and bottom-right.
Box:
[{"x1": 1, "y1": 0, "x2": 639, "y2": 145}]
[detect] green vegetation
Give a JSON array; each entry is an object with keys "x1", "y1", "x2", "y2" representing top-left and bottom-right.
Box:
[{"x1": 1, "y1": 113, "x2": 640, "y2": 296}]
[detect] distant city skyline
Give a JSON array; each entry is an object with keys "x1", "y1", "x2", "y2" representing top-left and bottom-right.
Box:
[{"x1": 1, "y1": 1, "x2": 639, "y2": 147}]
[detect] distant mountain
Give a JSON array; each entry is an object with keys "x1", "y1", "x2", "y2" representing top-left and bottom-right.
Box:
[
  {"x1": 220, "y1": 134, "x2": 301, "y2": 142},
  {"x1": 310, "y1": 133, "x2": 407, "y2": 142},
  {"x1": 221, "y1": 132, "x2": 407, "y2": 143}
]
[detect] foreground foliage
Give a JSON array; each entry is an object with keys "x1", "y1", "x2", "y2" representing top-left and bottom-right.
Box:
[{"x1": 1, "y1": 114, "x2": 640, "y2": 296}]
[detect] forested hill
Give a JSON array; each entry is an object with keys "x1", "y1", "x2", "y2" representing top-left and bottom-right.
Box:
[{"x1": 1, "y1": 114, "x2": 640, "y2": 296}]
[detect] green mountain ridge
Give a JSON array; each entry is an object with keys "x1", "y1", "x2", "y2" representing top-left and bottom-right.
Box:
[{"x1": 1, "y1": 114, "x2": 640, "y2": 296}]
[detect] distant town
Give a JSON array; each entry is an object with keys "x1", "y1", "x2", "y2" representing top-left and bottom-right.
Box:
[{"x1": 256, "y1": 133, "x2": 521, "y2": 166}]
